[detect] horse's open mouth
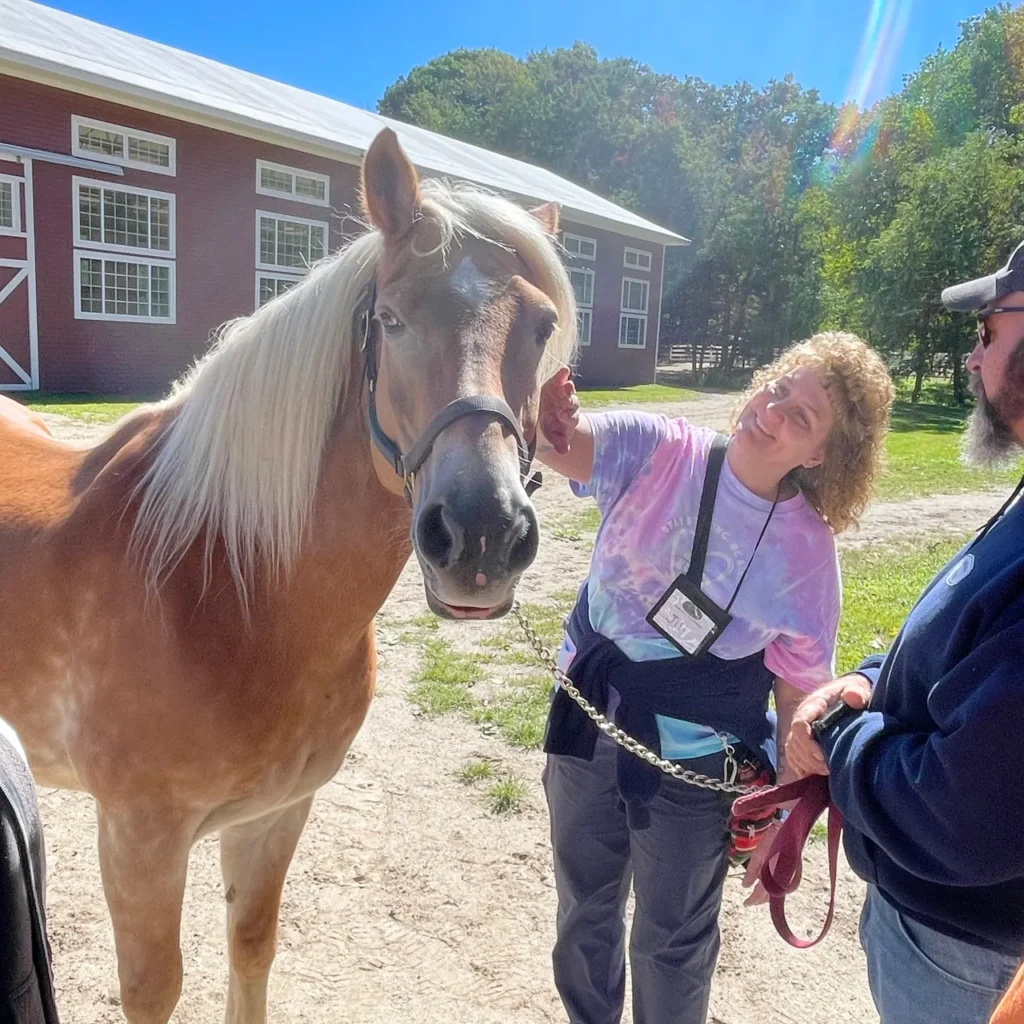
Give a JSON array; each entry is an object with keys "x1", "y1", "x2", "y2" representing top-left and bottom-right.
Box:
[{"x1": 424, "y1": 586, "x2": 514, "y2": 621}]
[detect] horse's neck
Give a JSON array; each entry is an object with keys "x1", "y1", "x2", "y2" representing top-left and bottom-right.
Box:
[{"x1": 300, "y1": 385, "x2": 413, "y2": 623}]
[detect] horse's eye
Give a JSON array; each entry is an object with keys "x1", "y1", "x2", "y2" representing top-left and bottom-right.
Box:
[
  {"x1": 536, "y1": 317, "x2": 556, "y2": 346},
  {"x1": 377, "y1": 310, "x2": 403, "y2": 333}
]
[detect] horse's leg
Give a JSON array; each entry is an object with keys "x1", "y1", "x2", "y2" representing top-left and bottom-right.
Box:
[
  {"x1": 96, "y1": 805, "x2": 193, "y2": 1024},
  {"x1": 219, "y1": 796, "x2": 314, "y2": 1024}
]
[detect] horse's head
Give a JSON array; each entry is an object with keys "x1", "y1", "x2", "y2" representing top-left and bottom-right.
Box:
[{"x1": 360, "y1": 129, "x2": 576, "y2": 620}]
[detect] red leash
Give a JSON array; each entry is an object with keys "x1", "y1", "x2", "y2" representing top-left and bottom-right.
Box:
[{"x1": 731, "y1": 775, "x2": 842, "y2": 948}]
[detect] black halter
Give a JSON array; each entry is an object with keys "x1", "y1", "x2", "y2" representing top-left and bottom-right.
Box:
[{"x1": 360, "y1": 285, "x2": 541, "y2": 506}]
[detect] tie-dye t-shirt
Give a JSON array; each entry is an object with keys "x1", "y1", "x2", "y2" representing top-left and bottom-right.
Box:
[{"x1": 560, "y1": 411, "x2": 840, "y2": 700}]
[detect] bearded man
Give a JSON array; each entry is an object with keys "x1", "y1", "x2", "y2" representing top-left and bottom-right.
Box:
[{"x1": 781, "y1": 241, "x2": 1024, "y2": 1024}]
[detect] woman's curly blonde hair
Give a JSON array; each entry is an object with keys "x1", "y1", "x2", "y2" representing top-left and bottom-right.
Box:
[{"x1": 729, "y1": 332, "x2": 894, "y2": 534}]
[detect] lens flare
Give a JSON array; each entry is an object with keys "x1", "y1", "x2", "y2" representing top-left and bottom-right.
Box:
[{"x1": 821, "y1": 0, "x2": 913, "y2": 177}]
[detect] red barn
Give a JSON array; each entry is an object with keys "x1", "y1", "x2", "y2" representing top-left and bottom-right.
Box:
[{"x1": 0, "y1": 0, "x2": 688, "y2": 394}]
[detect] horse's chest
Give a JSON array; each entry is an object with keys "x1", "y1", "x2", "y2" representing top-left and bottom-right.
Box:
[{"x1": 248, "y1": 666, "x2": 374, "y2": 797}]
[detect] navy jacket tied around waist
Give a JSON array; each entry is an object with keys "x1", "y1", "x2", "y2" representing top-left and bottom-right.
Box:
[{"x1": 543, "y1": 585, "x2": 775, "y2": 829}]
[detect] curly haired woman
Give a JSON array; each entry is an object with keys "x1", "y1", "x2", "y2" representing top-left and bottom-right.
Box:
[{"x1": 535, "y1": 332, "x2": 894, "y2": 1024}]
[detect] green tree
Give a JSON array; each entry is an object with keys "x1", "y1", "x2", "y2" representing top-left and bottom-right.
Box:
[
  {"x1": 376, "y1": 5, "x2": 1024, "y2": 398},
  {"x1": 861, "y1": 131, "x2": 1024, "y2": 402}
]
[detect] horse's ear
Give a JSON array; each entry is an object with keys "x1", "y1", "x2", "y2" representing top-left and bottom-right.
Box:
[
  {"x1": 529, "y1": 201, "x2": 560, "y2": 237},
  {"x1": 361, "y1": 128, "x2": 421, "y2": 240}
]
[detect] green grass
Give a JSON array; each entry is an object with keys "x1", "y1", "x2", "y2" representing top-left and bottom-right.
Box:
[
  {"x1": 455, "y1": 757, "x2": 499, "y2": 784},
  {"x1": 835, "y1": 533, "x2": 969, "y2": 674},
  {"x1": 577, "y1": 383, "x2": 698, "y2": 406},
  {"x1": 512, "y1": 592, "x2": 577, "y2": 651},
  {"x1": 876, "y1": 402, "x2": 1024, "y2": 502},
  {"x1": 486, "y1": 775, "x2": 530, "y2": 815},
  {"x1": 472, "y1": 672, "x2": 553, "y2": 749},
  {"x1": 551, "y1": 504, "x2": 601, "y2": 542},
  {"x1": 400, "y1": 591, "x2": 575, "y2": 753},
  {"x1": 407, "y1": 637, "x2": 485, "y2": 716},
  {"x1": 21, "y1": 393, "x2": 150, "y2": 424}
]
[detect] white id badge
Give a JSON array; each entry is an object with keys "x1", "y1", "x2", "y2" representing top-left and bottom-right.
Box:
[{"x1": 646, "y1": 573, "x2": 732, "y2": 658}]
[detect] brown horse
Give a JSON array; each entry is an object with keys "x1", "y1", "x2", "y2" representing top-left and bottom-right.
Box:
[{"x1": 0, "y1": 128, "x2": 576, "y2": 1024}]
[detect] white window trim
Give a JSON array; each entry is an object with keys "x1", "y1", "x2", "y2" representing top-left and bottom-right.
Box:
[
  {"x1": 255, "y1": 271, "x2": 304, "y2": 309},
  {"x1": 569, "y1": 266, "x2": 595, "y2": 309},
  {"x1": 621, "y1": 276, "x2": 650, "y2": 314},
  {"x1": 618, "y1": 313, "x2": 648, "y2": 350},
  {"x1": 255, "y1": 160, "x2": 331, "y2": 207},
  {"x1": 576, "y1": 308, "x2": 592, "y2": 347},
  {"x1": 73, "y1": 249, "x2": 176, "y2": 324},
  {"x1": 255, "y1": 210, "x2": 330, "y2": 273},
  {"x1": 624, "y1": 246, "x2": 652, "y2": 272},
  {"x1": 71, "y1": 115, "x2": 176, "y2": 176},
  {"x1": 0, "y1": 175, "x2": 23, "y2": 236},
  {"x1": 563, "y1": 232, "x2": 597, "y2": 261},
  {"x1": 72, "y1": 176, "x2": 177, "y2": 259}
]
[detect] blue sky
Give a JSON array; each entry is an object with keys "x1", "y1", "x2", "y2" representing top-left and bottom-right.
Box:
[{"x1": 46, "y1": 0, "x2": 1002, "y2": 111}]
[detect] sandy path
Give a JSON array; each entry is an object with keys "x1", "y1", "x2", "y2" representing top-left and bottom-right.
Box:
[{"x1": 29, "y1": 394, "x2": 1005, "y2": 1023}]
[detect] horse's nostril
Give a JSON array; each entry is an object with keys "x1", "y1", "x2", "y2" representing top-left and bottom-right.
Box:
[
  {"x1": 506, "y1": 508, "x2": 539, "y2": 574},
  {"x1": 416, "y1": 503, "x2": 465, "y2": 569}
]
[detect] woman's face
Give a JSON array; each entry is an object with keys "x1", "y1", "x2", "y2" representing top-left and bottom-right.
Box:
[{"x1": 734, "y1": 365, "x2": 836, "y2": 473}]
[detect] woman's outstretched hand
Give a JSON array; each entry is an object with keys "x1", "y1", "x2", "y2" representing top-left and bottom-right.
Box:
[{"x1": 538, "y1": 367, "x2": 580, "y2": 455}]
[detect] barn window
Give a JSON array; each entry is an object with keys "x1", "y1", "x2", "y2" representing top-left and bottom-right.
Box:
[
  {"x1": 72, "y1": 176, "x2": 176, "y2": 323},
  {"x1": 256, "y1": 212, "x2": 328, "y2": 271},
  {"x1": 256, "y1": 273, "x2": 302, "y2": 308},
  {"x1": 71, "y1": 116, "x2": 176, "y2": 175},
  {"x1": 618, "y1": 314, "x2": 647, "y2": 349},
  {"x1": 74, "y1": 180, "x2": 174, "y2": 257},
  {"x1": 0, "y1": 177, "x2": 19, "y2": 234},
  {"x1": 576, "y1": 309, "x2": 592, "y2": 347},
  {"x1": 568, "y1": 267, "x2": 594, "y2": 308},
  {"x1": 621, "y1": 277, "x2": 649, "y2": 314},
  {"x1": 256, "y1": 161, "x2": 330, "y2": 206},
  {"x1": 568, "y1": 267, "x2": 594, "y2": 346},
  {"x1": 563, "y1": 233, "x2": 597, "y2": 260},
  {"x1": 619, "y1": 277, "x2": 649, "y2": 349},
  {"x1": 74, "y1": 253, "x2": 175, "y2": 322},
  {"x1": 624, "y1": 247, "x2": 652, "y2": 272}
]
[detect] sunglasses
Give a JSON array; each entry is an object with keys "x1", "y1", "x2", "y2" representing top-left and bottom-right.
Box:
[{"x1": 976, "y1": 307, "x2": 1024, "y2": 348}]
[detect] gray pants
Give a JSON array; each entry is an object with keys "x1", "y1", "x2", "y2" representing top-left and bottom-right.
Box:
[{"x1": 543, "y1": 733, "x2": 733, "y2": 1024}]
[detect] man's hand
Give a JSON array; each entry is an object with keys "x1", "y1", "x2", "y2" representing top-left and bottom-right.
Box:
[
  {"x1": 538, "y1": 366, "x2": 580, "y2": 456},
  {"x1": 784, "y1": 673, "x2": 872, "y2": 778}
]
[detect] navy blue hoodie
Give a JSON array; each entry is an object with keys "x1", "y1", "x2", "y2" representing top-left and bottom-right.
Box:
[{"x1": 820, "y1": 484, "x2": 1024, "y2": 956}]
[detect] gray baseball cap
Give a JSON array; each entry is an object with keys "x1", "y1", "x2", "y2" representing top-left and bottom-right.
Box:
[{"x1": 941, "y1": 240, "x2": 1024, "y2": 312}]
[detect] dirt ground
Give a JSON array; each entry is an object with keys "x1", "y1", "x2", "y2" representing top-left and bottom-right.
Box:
[{"x1": 33, "y1": 395, "x2": 1007, "y2": 1024}]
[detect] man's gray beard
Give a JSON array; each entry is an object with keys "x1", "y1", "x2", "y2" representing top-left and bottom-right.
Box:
[{"x1": 962, "y1": 373, "x2": 1020, "y2": 467}]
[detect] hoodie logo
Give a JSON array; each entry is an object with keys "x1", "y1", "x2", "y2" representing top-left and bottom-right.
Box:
[{"x1": 945, "y1": 554, "x2": 975, "y2": 588}]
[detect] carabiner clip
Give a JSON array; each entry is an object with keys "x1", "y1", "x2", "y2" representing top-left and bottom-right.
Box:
[{"x1": 720, "y1": 734, "x2": 738, "y2": 786}]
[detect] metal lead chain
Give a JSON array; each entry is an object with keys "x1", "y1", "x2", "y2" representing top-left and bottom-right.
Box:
[{"x1": 512, "y1": 601, "x2": 773, "y2": 796}]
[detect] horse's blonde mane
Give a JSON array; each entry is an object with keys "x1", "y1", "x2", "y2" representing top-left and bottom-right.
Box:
[{"x1": 130, "y1": 178, "x2": 578, "y2": 603}]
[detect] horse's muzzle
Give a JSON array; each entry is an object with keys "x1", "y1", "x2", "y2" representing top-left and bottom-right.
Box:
[{"x1": 413, "y1": 476, "x2": 539, "y2": 619}]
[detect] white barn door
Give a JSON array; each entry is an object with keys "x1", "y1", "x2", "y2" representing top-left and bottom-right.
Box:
[{"x1": 0, "y1": 156, "x2": 39, "y2": 390}]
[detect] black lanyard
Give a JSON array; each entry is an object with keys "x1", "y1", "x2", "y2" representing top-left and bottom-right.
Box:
[
  {"x1": 647, "y1": 435, "x2": 782, "y2": 658},
  {"x1": 689, "y1": 434, "x2": 780, "y2": 612},
  {"x1": 970, "y1": 473, "x2": 1024, "y2": 551}
]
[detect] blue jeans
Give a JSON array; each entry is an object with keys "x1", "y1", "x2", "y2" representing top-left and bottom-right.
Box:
[
  {"x1": 860, "y1": 884, "x2": 1020, "y2": 1024},
  {"x1": 543, "y1": 732, "x2": 732, "y2": 1024}
]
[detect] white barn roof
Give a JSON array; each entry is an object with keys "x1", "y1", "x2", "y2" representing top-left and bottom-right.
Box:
[{"x1": 0, "y1": 0, "x2": 688, "y2": 246}]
